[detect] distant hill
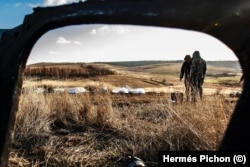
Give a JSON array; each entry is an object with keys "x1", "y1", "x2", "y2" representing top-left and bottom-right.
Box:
[
  {"x1": 206, "y1": 61, "x2": 241, "y2": 70},
  {"x1": 97, "y1": 60, "x2": 182, "y2": 67},
  {"x1": 98, "y1": 60, "x2": 241, "y2": 70},
  {"x1": 27, "y1": 62, "x2": 87, "y2": 67},
  {"x1": 25, "y1": 61, "x2": 242, "y2": 80},
  {"x1": 28, "y1": 60, "x2": 241, "y2": 72}
]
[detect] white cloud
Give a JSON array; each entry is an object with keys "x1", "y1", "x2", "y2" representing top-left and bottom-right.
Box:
[
  {"x1": 15, "y1": 3, "x2": 21, "y2": 7},
  {"x1": 89, "y1": 29, "x2": 97, "y2": 35},
  {"x1": 113, "y1": 26, "x2": 130, "y2": 34},
  {"x1": 89, "y1": 25, "x2": 130, "y2": 35},
  {"x1": 98, "y1": 25, "x2": 110, "y2": 32},
  {"x1": 13, "y1": 2, "x2": 30, "y2": 8},
  {"x1": 27, "y1": 0, "x2": 86, "y2": 8},
  {"x1": 43, "y1": 0, "x2": 86, "y2": 6},
  {"x1": 27, "y1": 3, "x2": 41, "y2": 8},
  {"x1": 57, "y1": 36, "x2": 71, "y2": 44},
  {"x1": 89, "y1": 25, "x2": 111, "y2": 35}
]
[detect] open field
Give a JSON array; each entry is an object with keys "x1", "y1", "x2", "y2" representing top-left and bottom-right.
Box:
[{"x1": 9, "y1": 61, "x2": 243, "y2": 166}]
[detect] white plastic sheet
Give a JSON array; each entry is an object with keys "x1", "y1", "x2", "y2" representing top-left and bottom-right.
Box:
[
  {"x1": 112, "y1": 85, "x2": 146, "y2": 94},
  {"x1": 68, "y1": 87, "x2": 89, "y2": 94}
]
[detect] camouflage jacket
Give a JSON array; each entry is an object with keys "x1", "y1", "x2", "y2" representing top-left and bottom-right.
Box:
[{"x1": 190, "y1": 51, "x2": 207, "y2": 79}]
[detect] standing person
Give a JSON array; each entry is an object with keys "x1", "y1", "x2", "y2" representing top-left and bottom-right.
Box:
[
  {"x1": 180, "y1": 55, "x2": 192, "y2": 102},
  {"x1": 190, "y1": 50, "x2": 207, "y2": 102}
]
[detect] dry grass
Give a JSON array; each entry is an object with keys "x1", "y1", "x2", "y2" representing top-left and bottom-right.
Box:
[
  {"x1": 9, "y1": 85, "x2": 235, "y2": 167},
  {"x1": 8, "y1": 62, "x2": 240, "y2": 166}
]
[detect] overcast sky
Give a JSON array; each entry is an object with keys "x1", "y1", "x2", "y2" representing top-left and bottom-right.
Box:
[{"x1": 1, "y1": 0, "x2": 238, "y2": 64}]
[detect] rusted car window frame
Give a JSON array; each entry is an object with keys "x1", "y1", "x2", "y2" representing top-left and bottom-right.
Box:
[{"x1": 1, "y1": 0, "x2": 250, "y2": 166}]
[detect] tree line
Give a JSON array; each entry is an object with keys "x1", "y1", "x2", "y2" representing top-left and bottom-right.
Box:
[{"x1": 24, "y1": 65, "x2": 115, "y2": 79}]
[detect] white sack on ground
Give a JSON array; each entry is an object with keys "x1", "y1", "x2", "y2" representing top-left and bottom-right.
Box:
[
  {"x1": 36, "y1": 87, "x2": 45, "y2": 94},
  {"x1": 68, "y1": 87, "x2": 89, "y2": 94},
  {"x1": 112, "y1": 85, "x2": 146, "y2": 94},
  {"x1": 53, "y1": 88, "x2": 65, "y2": 93},
  {"x1": 129, "y1": 88, "x2": 146, "y2": 94},
  {"x1": 112, "y1": 87, "x2": 129, "y2": 94}
]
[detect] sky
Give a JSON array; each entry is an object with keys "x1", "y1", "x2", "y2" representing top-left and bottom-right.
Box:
[{"x1": 0, "y1": 0, "x2": 238, "y2": 64}]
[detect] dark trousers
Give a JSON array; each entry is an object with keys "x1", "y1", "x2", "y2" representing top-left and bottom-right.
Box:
[{"x1": 191, "y1": 76, "x2": 203, "y2": 102}]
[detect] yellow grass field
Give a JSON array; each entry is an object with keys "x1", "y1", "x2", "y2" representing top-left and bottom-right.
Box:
[{"x1": 9, "y1": 61, "x2": 243, "y2": 166}]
